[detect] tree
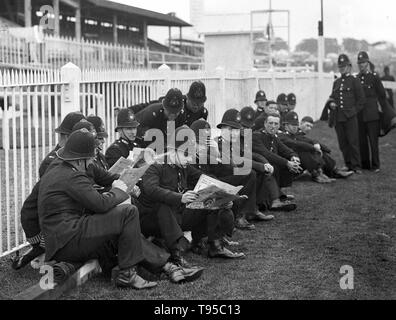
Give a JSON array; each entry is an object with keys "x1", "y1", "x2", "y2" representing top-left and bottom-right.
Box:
[{"x1": 342, "y1": 38, "x2": 369, "y2": 53}]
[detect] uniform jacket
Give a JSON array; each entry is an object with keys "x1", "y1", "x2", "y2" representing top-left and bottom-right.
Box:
[
  {"x1": 252, "y1": 130, "x2": 297, "y2": 168},
  {"x1": 328, "y1": 73, "x2": 366, "y2": 123},
  {"x1": 135, "y1": 102, "x2": 186, "y2": 140},
  {"x1": 105, "y1": 138, "x2": 141, "y2": 169},
  {"x1": 357, "y1": 70, "x2": 387, "y2": 122},
  {"x1": 278, "y1": 130, "x2": 317, "y2": 153},
  {"x1": 39, "y1": 145, "x2": 61, "y2": 178},
  {"x1": 38, "y1": 161, "x2": 129, "y2": 261},
  {"x1": 139, "y1": 163, "x2": 202, "y2": 211},
  {"x1": 294, "y1": 131, "x2": 331, "y2": 154},
  {"x1": 183, "y1": 107, "x2": 209, "y2": 127}
]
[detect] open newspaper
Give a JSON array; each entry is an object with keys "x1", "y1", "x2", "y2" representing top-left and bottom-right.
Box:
[
  {"x1": 108, "y1": 150, "x2": 169, "y2": 193},
  {"x1": 186, "y1": 174, "x2": 245, "y2": 210}
]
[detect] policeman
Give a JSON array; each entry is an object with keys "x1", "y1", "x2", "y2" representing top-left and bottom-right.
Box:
[
  {"x1": 299, "y1": 116, "x2": 354, "y2": 179},
  {"x1": 277, "y1": 93, "x2": 289, "y2": 129},
  {"x1": 279, "y1": 112, "x2": 334, "y2": 184},
  {"x1": 356, "y1": 51, "x2": 387, "y2": 172},
  {"x1": 252, "y1": 101, "x2": 280, "y2": 131},
  {"x1": 138, "y1": 125, "x2": 245, "y2": 261},
  {"x1": 183, "y1": 81, "x2": 209, "y2": 127},
  {"x1": 326, "y1": 54, "x2": 366, "y2": 173},
  {"x1": 287, "y1": 93, "x2": 297, "y2": 111},
  {"x1": 105, "y1": 109, "x2": 141, "y2": 168},
  {"x1": 39, "y1": 112, "x2": 86, "y2": 177},
  {"x1": 87, "y1": 115, "x2": 110, "y2": 171},
  {"x1": 38, "y1": 129, "x2": 203, "y2": 289},
  {"x1": 12, "y1": 112, "x2": 86, "y2": 270},
  {"x1": 240, "y1": 107, "x2": 294, "y2": 211},
  {"x1": 252, "y1": 113, "x2": 301, "y2": 209},
  {"x1": 254, "y1": 90, "x2": 268, "y2": 119},
  {"x1": 135, "y1": 88, "x2": 185, "y2": 145}
]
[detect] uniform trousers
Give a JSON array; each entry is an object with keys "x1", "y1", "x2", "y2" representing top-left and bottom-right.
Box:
[
  {"x1": 335, "y1": 116, "x2": 361, "y2": 170},
  {"x1": 139, "y1": 204, "x2": 234, "y2": 249},
  {"x1": 358, "y1": 119, "x2": 380, "y2": 170},
  {"x1": 52, "y1": 205, "x2": 169, "y2": 274}
]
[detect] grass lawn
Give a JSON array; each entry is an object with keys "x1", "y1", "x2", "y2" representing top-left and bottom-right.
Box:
[{"x1": 0, "y1": 121, "x2": 395, "y2": 300}]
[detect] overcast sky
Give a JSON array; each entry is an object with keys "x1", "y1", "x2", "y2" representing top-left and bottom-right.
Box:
[{"x1": 115, "y1": 0, "x2": 396, "y2": 49}]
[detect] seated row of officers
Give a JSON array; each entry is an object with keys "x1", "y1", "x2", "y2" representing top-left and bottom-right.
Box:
[{"x1": 14, "y1": 81, "x2": 353, "y2": 290}]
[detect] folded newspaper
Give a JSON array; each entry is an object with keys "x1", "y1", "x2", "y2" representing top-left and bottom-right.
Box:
[{"x1": 186, "y1": 175, "x2": 245, "y2": 210}]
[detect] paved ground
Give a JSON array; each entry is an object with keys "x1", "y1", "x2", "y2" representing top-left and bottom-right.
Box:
[{"x1": 1, "y1": 121, "x2": 395, "y2": 300}]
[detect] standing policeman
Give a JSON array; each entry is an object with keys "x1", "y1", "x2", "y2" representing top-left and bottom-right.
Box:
[
  {"x1": 183, "y1": 81, "x2": 209, "y2": 127},
  {"x1": 356, "y1": 51, "x2": 387, "y2": 172},
  {"x1": 326, "y1": 54, "x2": 366, "y2": 173}
]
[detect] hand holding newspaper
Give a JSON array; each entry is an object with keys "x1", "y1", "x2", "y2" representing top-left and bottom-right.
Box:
[
  {"x1": 109, "y1": 150, "x2": 170, "y2": 193},
  {"x1": 186, "y1": 175, "x2": 247, "y2": 210}
]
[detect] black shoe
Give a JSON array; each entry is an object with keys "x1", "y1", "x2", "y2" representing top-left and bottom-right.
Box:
[
  {"x1": 280, "y1": 194, "x2": 295, "y2": 202},
  {"x1": 190, "y1": 239, "x2": 207, "y2": 255},
  {"x1": 246, "y1": 211, "x2": 274, "y2": 222},
  {"x1": 235, "y1": 217, "x2": 255, "y2": 230},
  {"x1": 333, "y1": 168, "x2": 354, "y2": 179},
  {"x1": 115, "y1": 267, "x2": 158, "y2": 290},
  {"x1": 11, "y1": 245, "x2": 45, "y2": 270},
  {"x1": 53, "y1": 261, "x2": 83, "y2": 283},
  {"x1": 163, "y1": 262, "x2": 204, "y2": 284},
  {"x1": 169, "y1": 250, "x2": 193, "y2": 269},
  {"x1": 208, "y1": 240, "x2": 245, "y2": 259},
  {"x1": 270, "y1": 200, "x2": 297, "y2": 212}
]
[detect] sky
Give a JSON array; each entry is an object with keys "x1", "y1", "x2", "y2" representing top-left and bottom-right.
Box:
[{"x1": 115, "y1": 0, "x2": 396, "y2": 49}]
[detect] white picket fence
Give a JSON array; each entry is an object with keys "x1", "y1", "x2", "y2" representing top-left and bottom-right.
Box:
[{"x1": 1, "y1": 65, "x2": 395, "y2": 258}]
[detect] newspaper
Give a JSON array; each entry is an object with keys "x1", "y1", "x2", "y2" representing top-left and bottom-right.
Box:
[
  {"x1": 108, "y1": 157, "x2": 134, "y2": 175},
  {"x1": 187, "y1": 174, "x2": 245, "y2": 210},
  {"x1": 119, "y1": 163, "x2": 151, "y2": 193}
]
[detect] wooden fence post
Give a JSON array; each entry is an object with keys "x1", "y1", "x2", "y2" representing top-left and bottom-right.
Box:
[{"x1": 60, "y1": 63, "x2": 81, "y2": 120}]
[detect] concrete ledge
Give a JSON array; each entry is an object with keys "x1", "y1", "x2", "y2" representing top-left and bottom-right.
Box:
[{"x1": 14, "y1": 260, "x2": 101, "y2": 300}]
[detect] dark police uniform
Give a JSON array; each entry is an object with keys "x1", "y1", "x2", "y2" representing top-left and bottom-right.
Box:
[
  {"x1": 138, "y1": 163, "x2": 234, "y2": 253},
  {"x1": 183, "y1": 105, "x2": 208, "y2": 127},
  {"x1": 253, "y1": 130, "x2": 297, "y2": 188},
  {"x1": 356, "y1": 51, "x2": 387, "y2": 170},
  {"x1": 38, "y1": 145, "x2": 61, "y2": 178},
  {"x1": 38, "y1": 131, "x2": 169, "y2": 276},
  {"x1": 105, "y1": 137, "x2": 141, "y2": 169},
  {"x1": 328, "y1": 54, "x2": 366, "y2": 171}
]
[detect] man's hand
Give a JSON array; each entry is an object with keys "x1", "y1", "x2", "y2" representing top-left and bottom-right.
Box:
[
  {"x1": 329, "y1": 101, "x2": 337, "y2": 110},
  {"x1": 287, "y1": 161, "x2": 303, "y2": 174},
  {"x1": 313, "y1": 144, "x2": 323, "y2": 155},
  {"x1": 131, "y1": 185, "x2": 141, "y2": 198},
  {"x1": 264, "y1": 163, "x2": 274, "y2": 175},
  {"x1": 144, "y1": 148, "x2": 156, "y2": 164},
  {"x1": 112, "y1": 180, "x2": 128, "y2": 193},
  {"x1": 181, "y1": 191, "x2": 198, "y2": 204}
]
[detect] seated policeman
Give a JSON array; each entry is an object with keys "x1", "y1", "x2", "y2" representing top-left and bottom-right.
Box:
[
  {"x1": 105, "y1": 109, "x2": 143, "y2": 169},
  {"x1": 138, "y1": 125, "x2": 245, "y2": 261},
  {"x1": 15, "y1": 112, "x2": 86, "y2": 270},
  {"x1": 240, "y1": 107, "x2": 296, "y2": 212},
  {"x1": 38, "y1": 129, "x2": 203, "y2": 289},
  {"x1": 279, "y1": 112, "x2": 335, "y2": 184},
  {"x1": 299, "y1": 116, "x2": 354, "y2": 179},
  {"x1": 253, "y1": 113, "x2": 301, "y2": 208}
]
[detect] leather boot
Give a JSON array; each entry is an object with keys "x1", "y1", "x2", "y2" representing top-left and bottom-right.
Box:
[
  {"x1": 115, "y1": 267, "x2": 158, "y2": 290},
  {"x1": 163, "y1": 262, "x2": 204, "y2": 284},
  {"x1": 208, "y1": 240, "x2": 246, "y2": 259},
  {"x1": 235, "y1": 217, "x2": 255, "y2": 230}
]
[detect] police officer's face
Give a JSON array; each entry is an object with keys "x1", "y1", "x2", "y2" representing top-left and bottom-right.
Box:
[
  {"x1": 265, "y1": 104, "x2": 279, "y2": 114},
  {"x1": 300, "y1": 121, "x2": 313, "y2": 134},
  {"x1": 221, "y1": 126, "x2": 239, "y2": 143},
  {"x1": 339, "y1": 65, "x2": 351, "y2": 75},
  {"x1": 358, "y1": 61, "x2": 369, "y2": 72},
  {"x1": 164, "y1": 109, "x2": 181, "y2": 121},
  {"x1": 174, "y1": 150, "x2": 192, "y2": 168},
  {"x1": 286, "y1": 124, "x2": 299, "y2": 134},
  {"x1": 121, "y1": 127, "x2": 137, "y2": 141},
  {"x1": 264, "y1": 116, "x2": 280, "y2": 135},
  {"x1": 186, "y1": 98, "x2": 204, "y2": 113},
  {"x1": 278, "y1": 104, "x2": 288, "y2": 113},
  {"x1": 97, "y1": 137, "x2": 105, "y2": 151},
  {"x1": 256, "y1": 101, "x2": 266, "y2": 110}
]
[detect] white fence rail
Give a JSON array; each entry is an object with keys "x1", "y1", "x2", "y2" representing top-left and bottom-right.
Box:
[{"x1": 1, "y1": 65, "x2": 394, "y2": 258}]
